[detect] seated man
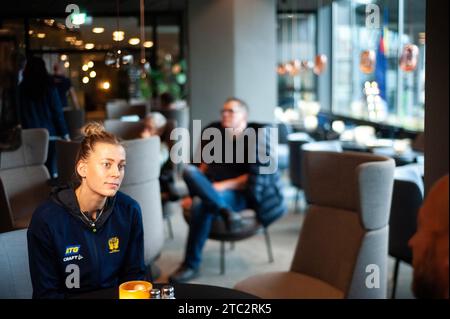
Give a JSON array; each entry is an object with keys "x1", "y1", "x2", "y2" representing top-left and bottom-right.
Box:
[
  {"x1": 169, "y1": 97, "x2": 286, "y2": 283},
  {"x1": 409, "y1": 174, "x2": 449, "y2": 299}
]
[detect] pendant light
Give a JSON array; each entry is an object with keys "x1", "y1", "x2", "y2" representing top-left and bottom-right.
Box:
[
  {"x1": 313, "y1": 54, "x2": 327, "y2": 75},
  {"x1": 360, "y1": 49, "x2": 376, "y2": 74},
  {"x1": 139, "y1": 0, "x2": 146, "y2": 65},
  {"x1": 313, "y1": 1, "x2": 328, "y2": 75},
  {"x1": 277, "y1": 12, "x2": 288, "y2": 75},
  {"x1": 399, "y1": 44, "x2": 419, "y2": 72},
  {"x1": 399, "y1": 4, "x2": 418, "y2": 72},
  {"x1": 105, "y1": 0, "x2": 133, "y2": 68},
  {"x1": 289, "y1": 2, "x2": 301, "y2": 76}
]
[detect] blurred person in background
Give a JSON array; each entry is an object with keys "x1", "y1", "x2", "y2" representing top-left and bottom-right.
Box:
[
  {"x1": 18, "y1": 56, "x2": 70, "y2": 178},
  {"x1": 159, "y1": 92, "x2": 176, "y2": 110},
  {"x1": 52, "y1": 62, "x2": 80, "y2": 110},
  {"x1": 141, "y1": 112, "x2": 181, "y2": 202}
]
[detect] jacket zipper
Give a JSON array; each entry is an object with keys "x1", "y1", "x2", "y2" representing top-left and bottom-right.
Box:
[{"x1": 88, "y1": 231, "x2": 101, "y2": 288}]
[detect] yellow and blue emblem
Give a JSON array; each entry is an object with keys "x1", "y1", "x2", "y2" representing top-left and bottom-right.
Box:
[{"x1": 108, "y1": 237, "x2": 120, "y2": 253}]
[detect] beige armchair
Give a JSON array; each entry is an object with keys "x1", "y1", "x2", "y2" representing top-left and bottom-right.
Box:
[{"x1": 234, "y1": 151, "x2": 395, "y2": 298}]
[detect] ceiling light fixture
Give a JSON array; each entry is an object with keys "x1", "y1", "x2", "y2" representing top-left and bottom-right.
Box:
[
  {"x1": 102, "y1": 81, "x2": 111, "y2": 90},
  {"x1": 105, "y1": 0, "x2": 133, "y2": 68},
  {"x1": 143, "y1": 41, "x2": 153, "y2": 48},
  {"x1": 128, "y1": 38, "x2": 140, "y2": 45},
  {"x1": 72, "y1": 13, "x2": 87, "y2": 26},
  {"x1": 92, "y1": 27, "x2": 105, "y2": 34},
  {"x1": 113, "y1": 31, "x2": 125, "y2": 41}
]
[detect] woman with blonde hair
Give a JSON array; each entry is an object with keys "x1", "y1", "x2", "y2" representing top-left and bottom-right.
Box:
[{"x1": 27, "y1": 122, "x2": 145, "y2": 299}]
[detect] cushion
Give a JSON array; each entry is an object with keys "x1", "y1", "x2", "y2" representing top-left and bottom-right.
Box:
[
  {"x1": 106, "y1": 103, "x2": 147, "y2": 120},
  {"x1": 120, "y1": 180, "x2": 164, "y2": 264},
  {"x1": 121, "y1": 137, "x2": 161, "y2": 185},
  {"x1": 0, "y1": 167, "x2": 50, "y2": 222},
  {"x1": 0, "y1": 129, "x2": 48, "y2": 169},
  {"x1": 302, "y1": 151, "x2": 394, "y2": 229},
  {"x1": 234, "y1": 271, "x2": 344, "y2": 299},
  {"x1": 358, "y1": 159, "x2": 395, "y2": 230},
  {"x1": 0, "y1": 229, "x2": 33, "y2": 299},
  {"x1": 103, "y1": 119, "x2": 145, "y2": 140},
  {"x1": 291, "y1": 205, "x2": 364, "y2": 293}
]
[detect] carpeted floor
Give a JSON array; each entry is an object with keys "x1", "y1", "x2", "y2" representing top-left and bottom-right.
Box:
[{"x1": 153, "y1": 181, "x2": 415, "y2": 299}]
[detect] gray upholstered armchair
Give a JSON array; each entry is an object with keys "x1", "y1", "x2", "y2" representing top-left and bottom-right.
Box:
[
  {"x1": 105, "y1": 102, "x2": 147, "y2": 120},
  {"x1": 0, "y1": 229, "x2": 32, "y2": 298},
  {"x1": 103, "y1": 119, "x2": 145, "y2": 140},
  {"x1": 234, "y1": 151, "x2": 395, "y2": 298},
  {"x1": 0, "y1": 129, "x2": 51, "y2": 233},
  {"x1": 120, "y1": 137, "x2": 165, "y2": 269}
]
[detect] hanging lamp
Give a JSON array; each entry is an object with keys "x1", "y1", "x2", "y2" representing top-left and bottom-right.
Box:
[
  {"x1": 313, "y1": 1, "x2": 328, "y2": 75},
  {"x1": 105, "y1": 0, "x2": 133, "y2": 68},
  {"x1": 313, "y1": 54, "x2": 327, "y2": 75},
  {"x1": 277, "y1": 12, "x2": 288, "y2": 75},
  {"x1": 399, "y1": 43, "x2": 418, "y2": 72},
  {"x1": 360, "y1": 49, "x2": 376, "y2": 74},
  {"x1": 399, "y1": 4, "x2": 419, "y2": 72}
]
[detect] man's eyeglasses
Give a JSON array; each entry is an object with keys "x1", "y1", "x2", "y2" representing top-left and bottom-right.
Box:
[{"x1": 221, "y1": 109, "x2": 240, "y2": 115}]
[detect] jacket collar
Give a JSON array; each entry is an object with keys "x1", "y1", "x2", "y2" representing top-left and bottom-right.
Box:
[{"x1": 51, "y1": 183, "x2": 116, "y2": 232}]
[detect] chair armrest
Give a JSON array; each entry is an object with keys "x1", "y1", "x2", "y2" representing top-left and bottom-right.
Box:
[{"x1": 0, "y1": 177, "x2": 14, "y2": 233}]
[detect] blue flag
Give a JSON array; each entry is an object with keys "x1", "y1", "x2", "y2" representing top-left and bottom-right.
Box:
[{"x1": 375, "y1": 28, "x2": 387, "y2": 101}]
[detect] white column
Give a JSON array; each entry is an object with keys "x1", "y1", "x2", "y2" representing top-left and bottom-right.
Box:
[{"x1": 188, "y1": 0, "x2": 277, "y2": 127}]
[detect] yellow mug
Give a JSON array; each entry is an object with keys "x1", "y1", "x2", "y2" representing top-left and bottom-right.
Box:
[{"x1": 119, "y1": 280, "x2": 153, "y2": 299}]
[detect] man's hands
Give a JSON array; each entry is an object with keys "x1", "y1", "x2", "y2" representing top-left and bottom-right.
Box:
[
  {"x1": 213, "y1": 174, "x2": 249, "y2": 192},
  {"x1": 213, "y1": 181, "x2": 227, "y2": 192},
  {"x1": 181, "y1": 196, "x2": 193, "y2": 211}
]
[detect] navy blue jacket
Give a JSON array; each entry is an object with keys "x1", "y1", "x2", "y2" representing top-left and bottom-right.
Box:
[
  {"x1": 18, "y1": 84, "x2": 69, "y2": 137},
  {"x1": 246, "y1": 122, "x2": 288, "y2": 226},
  {"x1": 27, "y1": 186, "x2": 146, "y2": 299}
]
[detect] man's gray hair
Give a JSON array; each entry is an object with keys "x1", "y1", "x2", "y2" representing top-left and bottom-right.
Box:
[{"x1": 224, "y1": 97, "x2": 249, "y2": 113}]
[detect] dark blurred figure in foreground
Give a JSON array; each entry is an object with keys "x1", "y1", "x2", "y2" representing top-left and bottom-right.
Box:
[{"x1": 409, "y1": 174, "x2": 449, "y2": 299}]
